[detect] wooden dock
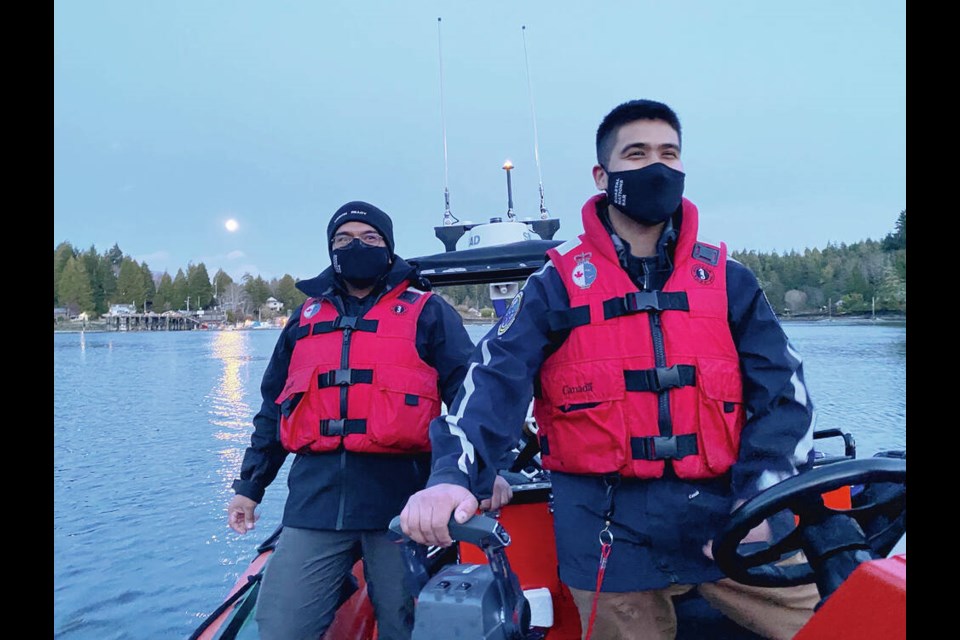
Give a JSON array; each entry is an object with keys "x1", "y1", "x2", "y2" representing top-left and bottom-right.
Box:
[{"x1": 105, "y1": 312, "x2": 204, "y2": 331}]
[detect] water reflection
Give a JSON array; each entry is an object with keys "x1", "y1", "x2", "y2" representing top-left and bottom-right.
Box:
[{"x1": 207, "y1": 331, "x2": 255, "y2": 487}]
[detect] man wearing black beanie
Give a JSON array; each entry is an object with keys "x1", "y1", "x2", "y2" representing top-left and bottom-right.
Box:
[
  {"x1": 324, "y1": 201, "x2": 397, "y2": 296},
  {"x1": 327, "y1": 200, "x2": 396, "y2": 256},
  {"x1": 225, "y1": 200, "x2": 494, "y2": 640}
]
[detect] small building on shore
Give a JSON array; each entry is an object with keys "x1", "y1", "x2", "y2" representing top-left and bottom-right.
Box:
[{"x1": 108, "y1": 303, "x2": 138, "y2": 316}]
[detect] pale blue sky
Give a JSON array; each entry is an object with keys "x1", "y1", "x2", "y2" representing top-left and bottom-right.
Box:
[{"x1": 54, "y1": 1, "x2": 906, "y2": 282}]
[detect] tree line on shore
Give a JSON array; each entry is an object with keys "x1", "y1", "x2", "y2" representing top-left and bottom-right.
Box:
[{"x1": 54, "y1": 210, "x2": 905, "y2": 322}]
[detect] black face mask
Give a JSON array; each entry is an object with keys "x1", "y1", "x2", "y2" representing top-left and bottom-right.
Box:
[
  {"x1": 604, "y1": 162, "x2": 685, "y2": 226},
  {"x1": 331, "y1": 240, "x2": 392, "y2": 288}
]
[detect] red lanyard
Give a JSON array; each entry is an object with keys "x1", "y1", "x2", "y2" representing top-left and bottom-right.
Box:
[{"x1": 584, "y1": 523, "x2": 614, "y2": 640}]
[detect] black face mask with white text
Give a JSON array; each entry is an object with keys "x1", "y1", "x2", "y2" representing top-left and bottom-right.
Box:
[
  {"x1": 331, "y1": 240, "x2": 391, "y2": 288},
  {"x1": 604, "y1": 162, "x2": 685, "y2": 225}
]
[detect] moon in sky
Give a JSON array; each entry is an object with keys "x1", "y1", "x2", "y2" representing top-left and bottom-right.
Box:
[{"x1": 225, "y1": 218, "x2": 239, "y2": 232}]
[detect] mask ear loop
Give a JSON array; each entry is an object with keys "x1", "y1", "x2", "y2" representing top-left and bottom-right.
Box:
[{"x1": 597, "y1": 163, "x2": 611, "y2": 195}]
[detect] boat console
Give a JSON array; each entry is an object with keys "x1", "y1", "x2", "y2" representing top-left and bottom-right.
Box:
[{"x1": 389, "y1": 514, "x2": 533, "y2": 640}]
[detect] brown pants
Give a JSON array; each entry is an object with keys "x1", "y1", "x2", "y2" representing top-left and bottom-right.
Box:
[{"x1": 567, "y1": 557, "x2": 819, "y2": 640}]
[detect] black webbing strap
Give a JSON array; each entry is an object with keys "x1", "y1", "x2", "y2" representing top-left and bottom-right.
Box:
[
  {"x1": 311, "y1": 315, "x2": 380, "y2": 334},
  {"x1": 546, "y1": 305, "x2": 591, "y2": 332},
  {"x1": 294, "y1": 324, "x2": 311, "y2": 340},
  {"x1": 631, "y1": 434, "x2": 698, "y2": 461},
  {"x1": 508, "y1": 434, "x2": 542, "y2": 473},
  {"x1": 316, "y1": 368, "x2": 374, "y2": 388},
  {"x1": 320, "y1": 418, "x2": 368, "y2": 437},
  {"x1": 603, "y1": 291, "x2": 689, "y2": 319},
  {"x1": 624, "y1": 365, "x2": 696, "y2": 393}
]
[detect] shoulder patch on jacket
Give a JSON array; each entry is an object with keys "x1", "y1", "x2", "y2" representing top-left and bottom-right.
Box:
[
  {"x1": 398, "y1": 289, "x2": 424, "y2": 303},
  {"x1": 302, "y1": 299, "x2": 323, "y2": 319},
  {"x1": 571, "y1": 252, "x2": 597, "y2": 289},
  {"x1": 692, "y1": 242, "x2": 720, "y2": 266},
  {"x1": 497, "y1": 291, "x2": 524, "y2": 336}
]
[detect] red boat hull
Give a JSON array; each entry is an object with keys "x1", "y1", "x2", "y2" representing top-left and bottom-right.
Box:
[{"x1": 795, "y1": 554, "x2": 906, "y2": 640}]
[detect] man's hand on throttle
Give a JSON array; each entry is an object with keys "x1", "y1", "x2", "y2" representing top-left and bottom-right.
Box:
[{"x1": 399, "y1": 483, "x2": 478, "y2": 547}]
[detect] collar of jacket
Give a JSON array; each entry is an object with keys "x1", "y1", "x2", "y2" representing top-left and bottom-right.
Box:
[{"x1": 594, "y1": 195, "x2": 680, "y2": 272}]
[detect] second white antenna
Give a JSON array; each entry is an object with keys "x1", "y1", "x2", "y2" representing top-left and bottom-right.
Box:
[
  {"x1": 437, "y1": 17, "x2": 457, "y2": 225},
  {"x1": 522, "y1": 25, "x2": 549, "y2": 219}
]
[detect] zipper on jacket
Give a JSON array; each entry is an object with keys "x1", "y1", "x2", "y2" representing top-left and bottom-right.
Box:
[
  {"x1": 339, "y1": 326, "x2": 353, "y2": 418},
  {"x1": 649, "y1": 312, "x2": 673, "y2": 437},
  {"x1": 640, "y1": 257, "x2": 653, "y2": 292},
  {"x1": 640, "y1": 259, "x2": 673, "y2": 437},
  {"x1": 335, "y1": 323, "x2": 353, "y2": 530}
]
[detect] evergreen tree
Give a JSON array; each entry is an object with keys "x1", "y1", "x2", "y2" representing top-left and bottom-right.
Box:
[
  {"x1": 106, "y1": 243, "x2": 124, "y2": 270},
  {"x1": 97, "y1": 253, "x2": 118, "y2": 315},
  {"x1": 242, "y1": 273, "x2": 271, "y2": 311},
  {"x1": 761, "y1": 271, "x2": 786, "y2": 314},
  {"x1": 881, "y1": 210, "x2": 906, "y2": 251},
  {"x1": 80, "y1": 246, "x2": 103, "y2": 313},
  {"x1": 731, "y1": 250, "x2": 763, "y2": 283},
  {"x1": 141, "y1": 263, "x2": 157, "y2": 311},
  {"x1": 187, "y1": 263, "x2": 214, "y2": 309},
  {"x1": 154, "y1": 272, "x2": 174, "y2": 311},
  {"x1": 116, "y1": 257, "x2": 147, "y2": 309},
  {"x1": 275, "y1": 274, "x2": 306, "y2": 311},
  {"x1": 172, "y1": 269, "x2": 188, "y2": 311},
  {"x1": 847, "y1": 261, "x2": 870, "y2": 301},
  {"x1": 780, "y1": 251, "x2": 804, "y2": 292},
  {"x1": 58, "y1": 256, "x2": 94, "y2": 315},
  {"x1": 54, "y1": 241, "x2": 77, "y2": 306}
]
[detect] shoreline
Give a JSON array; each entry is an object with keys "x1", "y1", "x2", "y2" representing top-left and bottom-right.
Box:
[
  {"x1": 778, "y1": 313, "x2": 906, "y2": 323},
  {"x1": 54, "y1": 312, "x2": 905, "y2": 333}
]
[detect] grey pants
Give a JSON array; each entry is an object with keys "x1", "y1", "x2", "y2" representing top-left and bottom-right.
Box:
[{"x1": 255, "y1": 526, "x2": 415, "y2": 640}]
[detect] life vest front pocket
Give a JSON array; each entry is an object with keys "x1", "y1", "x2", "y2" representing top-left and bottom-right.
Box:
[
  {"x1": 693, "y1": 356, "x2": 744, "y2": 475},
  {"x1": 360, "y1": 365, "x2": 439, "y2": 452},
  {"x1": 275, "y1": 366, "x2": 341, "y2": 453},
  {"x1": 534, "y1": 359, "x2": 628, "y2": 474}
]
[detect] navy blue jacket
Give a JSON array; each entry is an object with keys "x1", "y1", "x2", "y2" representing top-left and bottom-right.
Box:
[
  {"x1": 231, "y1": 256, "x2": 474, "y2": 531},
  {"x1": 426, "y1": 198, "x2": 816, "y2": 591}
]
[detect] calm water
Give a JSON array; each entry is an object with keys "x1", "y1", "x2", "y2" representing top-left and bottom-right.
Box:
[{"x1": 53, "y1": 320, "x2": 906, "y2": 639}]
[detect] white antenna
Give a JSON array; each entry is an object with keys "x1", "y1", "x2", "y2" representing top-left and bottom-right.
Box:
[
  {"x1": 437, "y1": 18, "x2": 457, "y2": 225},
  {"x1": 522, "y1": 25, "x2": 549, "y2": 220}
]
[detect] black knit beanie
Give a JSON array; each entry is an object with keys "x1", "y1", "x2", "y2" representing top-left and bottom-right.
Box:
[{"x1": 327, "y1": 201, "x2": 395, "y2": 257}]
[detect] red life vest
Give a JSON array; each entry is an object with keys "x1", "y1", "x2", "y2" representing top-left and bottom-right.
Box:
[
  {"x1": 532, "y1": 194, "x2": 745, "y2": 479},
  {"x1": 275, "y1": 284, "x2": 441, "y2": 455}
]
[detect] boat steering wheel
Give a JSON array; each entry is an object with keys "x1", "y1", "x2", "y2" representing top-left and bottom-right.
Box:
[{"x1": 713, "y1": 456, "x2": 906, "y2": 589}]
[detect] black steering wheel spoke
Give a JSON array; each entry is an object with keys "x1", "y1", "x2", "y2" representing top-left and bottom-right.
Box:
[{"x1": 766, "y1": 527, "x2": 804, "y2": 560}]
